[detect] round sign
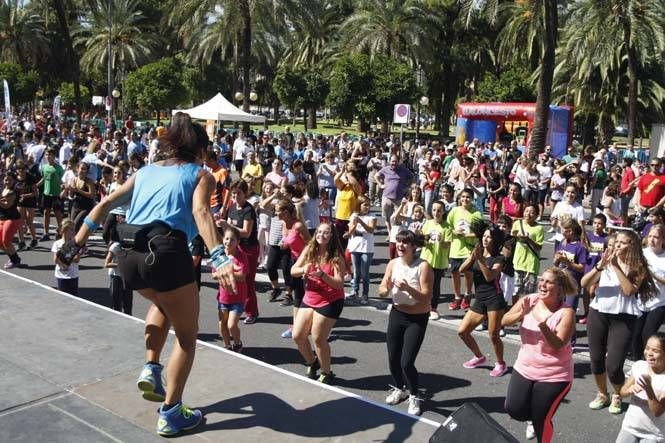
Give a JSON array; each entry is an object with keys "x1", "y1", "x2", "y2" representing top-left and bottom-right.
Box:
[{"x1": 396, "y1": 104, "x2": 408, "y2": 117}]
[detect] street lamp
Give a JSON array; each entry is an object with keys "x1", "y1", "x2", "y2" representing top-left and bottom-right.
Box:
[
  {"x1": 416, "y1": 65, "x2": 426, "y2": 140},
  {"x1": 107, "y1": 0, "x2": 113, "y2": 122},
  {"x1": 249, "y1": 91, "x2": 258, "y2": 102},
  {"x1": 234, "y1": 92, "x2": 244, "y2": 102}
]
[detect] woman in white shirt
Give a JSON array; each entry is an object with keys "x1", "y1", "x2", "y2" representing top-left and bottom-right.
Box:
[{"x1": 582, "y1": 230, "x2": 658, "y2": 415}]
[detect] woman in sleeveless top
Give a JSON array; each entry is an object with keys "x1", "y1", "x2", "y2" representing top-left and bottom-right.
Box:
[
  {"x1": 70, "y1": 113, "x2": 235, "y2": 436},
  {"x1": 503, "y1": 267, "x2": 577, "y2": 443},
  {"x1": 277, "y1": 199, "x2": 311, "y2": 337},
  {"x1": 379, "y1": 229, "x2": 433, "y2": 416},
  {"x1": 66, "y1": 162, "x2": 96, "y2": 231},
  {"x1": 0, "y1": 172, "x2": 23, "y2": 268},
  {"x1": 291, "y1": 222, "x2": 346, "y2": 385}
]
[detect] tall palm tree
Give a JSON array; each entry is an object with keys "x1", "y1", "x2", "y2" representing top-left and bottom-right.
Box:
[
  {"x1": 460, "y1": 0, "x2": 559, "y2": 153},
  {"x1": 49, "y1": 0, "x2": 82, "y2": 121},
  {"x1": 74, "y1": 0, "x2": 159, "y2": 81},
  {"x1": 0, "y1": 0, "x2": 50, "y2": 68}
]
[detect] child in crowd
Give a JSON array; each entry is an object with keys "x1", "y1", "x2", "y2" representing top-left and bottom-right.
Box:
[
  {"x1": 319, "y1": 188, "x2": 333, "y2": 224},
  {"x1": 216, "y1": 227, "x2": 248, "y2": 352},
  {"x1": 616, "y1": 333, "x2": 665, "y2": 443},
  {"x1": 104, "y1": 239, "x2": 133, "y2": 314},
  {"x1": 408, "y1": 204, "x2": 426, "y2": 234},
  {"x1": 581, "y1": 214, "x2": 608, "y2": 324},
  {"x1": 388, "y1": 199, "x2": 410, "y2": 259},
  {"x1": 421, "y1": 200, "x2": 451, "y2": 320},
  {"x1": 345, "y1": 196, "x2": 376, "y2": 304},
  {"x1": 512, "y1": 204, "x2": 544, "y2": 304},
  {"x1": 52, "y1": 219, "x2": 80, "y2": 296}
]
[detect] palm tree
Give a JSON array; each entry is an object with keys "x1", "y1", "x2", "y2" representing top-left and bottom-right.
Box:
[
  {"x1": 460, "y1": 0, "x2": 559, "y2": 154},
  {"x1": 75, "y1": 0, "x2": 159, "y2": 81},
  {"x1": 0, "y1": 0, "x2": 50, "y2": 68},
  {"x1": 49, "y1": 0, "x2": 82, "y2": 121}
]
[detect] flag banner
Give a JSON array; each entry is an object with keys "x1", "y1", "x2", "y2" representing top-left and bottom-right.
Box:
[
  {"x1": 53, "y1": 95, "x2": 62, "y2": 121},
  {"x1": 3, "y1": 79, "x2": 11, "y2": 127}
]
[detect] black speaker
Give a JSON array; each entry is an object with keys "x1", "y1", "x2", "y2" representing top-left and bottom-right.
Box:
[{"x1": 429, "y1": 402, "x2": 519, "y2": 443}]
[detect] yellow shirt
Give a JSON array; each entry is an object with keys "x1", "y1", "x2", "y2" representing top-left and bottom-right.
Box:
[
  {"x1": 242, "y1": 163, "x2": 263, "y2": 195},
  {"x1": 336, "y1": 184, "x2": 357, "y2": 221}
]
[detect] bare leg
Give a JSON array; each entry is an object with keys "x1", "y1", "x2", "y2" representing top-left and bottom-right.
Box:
[
  {"x1": 293, "y1": 308, "x2": 315, "y2": 364},
  {"x1": 311, "y1": 313, "x2": 337, "y2": 373},
  {"x1": 487, "y1": 310, "x2": 505, "y2": 363},
  {"x1": 458, "y1": 310, "x2": 485, "y2": 358}
]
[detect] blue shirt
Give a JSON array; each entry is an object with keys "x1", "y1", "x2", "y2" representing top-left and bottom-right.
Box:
[{"x1": 127, "y1": 162, "x2": 202, "y2": 241}]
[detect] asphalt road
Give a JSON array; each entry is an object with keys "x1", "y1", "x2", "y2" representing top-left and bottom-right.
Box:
[{"x1": 4, "y1": 211, "x2": 627, "y2": 443}]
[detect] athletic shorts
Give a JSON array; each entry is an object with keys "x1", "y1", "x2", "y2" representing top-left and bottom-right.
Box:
[
  {"x1": 470, "y1": 292, "x2": 507, "y2": 315},
  {"x1": 292, "y1": 276, "x2": 305, "y2": 308},
  {"x1": 218, "y1": 302, "x2": 244, "y2": 314},
  {"x1": 449, "y1": 257, "x2": 466, "y2": 273},
  {"x1": 117, "y1": 227, "x2": 195, "y2": 292},
  {"x1": 42, "y1": 195, "x2": 63, "y2": 211},
  {"x1": 301, "y1": 298, "x2": 344, "y2": 320},
  {"x1": 18, "y1": 197, "x2": 37, "y2": 209}
]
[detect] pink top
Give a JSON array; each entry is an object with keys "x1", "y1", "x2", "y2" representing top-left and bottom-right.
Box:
[
  {"x1": 217, "y1": 250, "x2": 249, "y2": 305},
  {"x1": 514, "y1": 294, "x2": 574, "y2": 383},
  {"x1": 282, "y1": 226, "x2": 306, "y2": 260},
  {"x1": 501, "y1": 196, "x2": 523, "y2": 220},
  {"x1": 304, "y1": 261, "x2": 344, "y2": 308},
  {"x1": 265, "y1": 171, "x2": 286, "y2": 187}
]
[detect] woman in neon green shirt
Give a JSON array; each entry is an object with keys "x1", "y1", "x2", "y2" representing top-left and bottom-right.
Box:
[{"x1": 420, "y1": 200, "x2": 451, "y2": 320}]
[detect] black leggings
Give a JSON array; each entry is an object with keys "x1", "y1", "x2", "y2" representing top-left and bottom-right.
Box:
[
  {"x1": 431, "y1": 268, "x2": 444, "y2": 310},
  {"x1": 110, "y1": 275, "x2": 133, "y2": 315},
  {"x1": 386, "y1": 308, "x2": 429, "y2": 394},
  {"x1": 587, "y1": 308, "x2": 636, "y2": 386},
  {"x1": 266, "y1": 245, "x2": 292, "y2": 287},
  {"x1": 505, "y1": 370, "x2": 571, "y2": 443},
  {"x1": 631, "y1": 306, "x2": 665, "y2": 359}
]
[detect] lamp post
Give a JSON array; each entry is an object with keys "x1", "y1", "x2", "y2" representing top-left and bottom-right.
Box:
[
  {"x1": 112, "y1": 88, "x2": 120, "y2": 121},
  {"x1": 107, "y1": 0, "x2": 113, "y2": 122},
  {"x1": 416, "y1": 65, "x2": 423, "y2": 140}
]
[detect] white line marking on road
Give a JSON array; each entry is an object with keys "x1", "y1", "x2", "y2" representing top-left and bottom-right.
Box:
[{"x1": 48, "y1": 404, "x2": 125, "y2": 443}]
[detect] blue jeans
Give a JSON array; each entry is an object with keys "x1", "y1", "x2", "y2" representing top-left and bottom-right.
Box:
[{"x1": 351, "y1": 252, "x2": 373, "y2": 298}]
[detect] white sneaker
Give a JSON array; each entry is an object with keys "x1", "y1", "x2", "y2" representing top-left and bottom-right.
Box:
[
  {"x1": 499, "y1": 328, "x2": 506, "y2": 337},
  {"x1": 429, "y1": 310, "x2": 440, "y2": 320},
  {"x1": 407, "y1": 395, "x2": 422, "y2": 415},
  {"x1": 547, "y1": 227, "x2": 555, "y2": 233},
  {"x1": 525, "y1": 421, "x2": 535, "y2": 440},
  {"x1": 385, "y1": 385, "x2": 409, "y2": 405}
]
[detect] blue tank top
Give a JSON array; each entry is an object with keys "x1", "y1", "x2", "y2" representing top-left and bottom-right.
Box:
[{"x1": 127, "y1": 162, "x2": 202, "y2": 241}]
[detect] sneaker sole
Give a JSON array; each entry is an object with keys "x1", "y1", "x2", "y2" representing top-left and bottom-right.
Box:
[
  {"x1": 137, "y1": 380, "x2": 165, "y2": 402},
  {"x1": 157, "y1": 415, "x2": 203, "y2": 436}
]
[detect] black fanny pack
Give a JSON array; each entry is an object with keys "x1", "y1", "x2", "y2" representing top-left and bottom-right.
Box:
[{"x1": 116, "y1": 221, "x2": 172, "y2": 250}]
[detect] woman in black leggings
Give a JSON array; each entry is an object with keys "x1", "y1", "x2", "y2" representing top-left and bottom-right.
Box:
[
  {"x1": 581, "y1": 230, "x2": 657, "y2": 415},
  {"x1": 379, "y1": 230, "x2": 433, "y2": 416},
  {"x1": 633, "y1": 224, "x2": 665, "y2": 359}
]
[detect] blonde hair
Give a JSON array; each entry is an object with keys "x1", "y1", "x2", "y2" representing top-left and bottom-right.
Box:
[
  {"x1": 59, "y1": 219, "x2": 75, "y2": 235},
  {"x1": 543, "y1": 266, "x2": 579, "y2": 298}
]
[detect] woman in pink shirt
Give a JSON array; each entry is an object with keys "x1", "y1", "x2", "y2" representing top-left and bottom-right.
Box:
[
  {"x1": 501, "y1": 183, "x2": 524, "y2": 221},
  {"x1": 291, "y1": 222, "x2": 346, "y2": 384},
  {"x1": 502, "y1": 267, "x2": 577, "y2": 443}
]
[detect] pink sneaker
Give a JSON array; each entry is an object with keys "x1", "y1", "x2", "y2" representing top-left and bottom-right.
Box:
[
  {"x1": 462, "y1": 355, "x2": 486, "y2": 369},
  {"x1": 578, "y1": 317, "x2": 588, "y2": 324},
  {"x1": 489, "y1": 362, "x2": 508, "y2": 377}
]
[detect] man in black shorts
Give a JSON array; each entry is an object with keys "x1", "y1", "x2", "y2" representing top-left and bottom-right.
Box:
[{"x1": 37, "y1": 149, "x2": 64, "y2": 241}]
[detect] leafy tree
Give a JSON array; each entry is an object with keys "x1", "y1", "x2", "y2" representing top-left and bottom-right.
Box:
[
  {"x1": 372, "y1": 55, "x2": 417, "y2": 133},
  {"x1": 0, "y1": 0, "x2": 50, "y2": 68},
  {"x1": 327, "y1": 53, "x2": 373, "y2": 128},
  {"x1": 123, "y1": 57, "x2": 188, "y2": 125},
  {"x1": 476, "y1": 66, "x2": 536, "y2": 102},
  {"x1": 57, "y1": 82, "x2": 91, "y2": 107},
  {"x1": 272, "y1": 66, "x2": 305, "y2": 126},
  {"x1": 299, "y1": 69, "x2": 329, "y2": 130},
  {"x1": 0, "y1": 63, "x2": 39, "y2": 105}
]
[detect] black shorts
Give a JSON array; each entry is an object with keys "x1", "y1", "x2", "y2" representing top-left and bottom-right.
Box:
[
  {"x1": 470, "y1": 292, "x2": 507, "y2": 315},
  {"x1": 42, "y1": 195, "x2": 63, "y2": 211},
  {"x1": 292, "y1": 276, "x2": 305, "y2": 308},
  {"x1": 18, "y1": 198, "x2": 37, "y2": 209},
  {"x1": 449, "y1": 257, "x2": 466, "y2": 273},
  {"x1": 302, "y1": 298, "x2": 344, "y2": 320},
  {"x1": 117, "y1": 228, "x2": 195, "y2": 292}
]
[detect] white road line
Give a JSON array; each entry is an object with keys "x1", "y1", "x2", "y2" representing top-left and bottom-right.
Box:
[{"x1": 48, "y1": 404, "x2": 125, "y2": 443}]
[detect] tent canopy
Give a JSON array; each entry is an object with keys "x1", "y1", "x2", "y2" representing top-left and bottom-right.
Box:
[{"x1": 172, "y1": 93, "x2": 266, "y2": 123}]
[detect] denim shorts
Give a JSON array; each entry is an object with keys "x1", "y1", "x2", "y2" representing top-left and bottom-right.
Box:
[{"x1": 218, "y1": 302, "x2": 244, "y2": 314}]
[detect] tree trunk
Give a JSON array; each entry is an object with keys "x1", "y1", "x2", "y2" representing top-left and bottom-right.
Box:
[
  {"x1": 292, "y1": 107, "x2": 296, "y2": 126},
  {"x1": 307, "y1": 107, "x2": 317, "y2": 129},
  {"x1": 303, "y1": 108, "x2": 308, "y2": 131},
  {"x1": 273, "y1": 102, "x2": 279, "y2": 124},
  {"x1": 50, "y1": 0, "x2": 82, "y2": 123},
  {"x1": 441, "y1": 70, "x2": 459, "y2": 141},
  {"x1": 240, "y1": 0, "x2": 251, "y2": 132},
  {"x1": 622, "y1": 19, "x2": 638, "y2": 147},
  {"x1": 530, "y1": 0, "x2": 558, "y2": 154},
  {"x1": 233, "y1": 32, "x2": 241, "y2": 95},
  {"x1": 581, "y1": 114, "x2": 597, "y2": 146},
  {"x1": 156, "y1": 109, "x2": 160, "y2": 126}
]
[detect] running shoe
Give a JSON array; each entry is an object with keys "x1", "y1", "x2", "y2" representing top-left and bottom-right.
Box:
[
  {"x1": 608, "y1": 394, "x2": 623, "y2": 414},
  {"x1": 269, "y1": 288, "x2": 282, "y2": 302},
  {"x1": 449, "y1": 298, "x2": 462, "y2": 310},
  {"x1": 317, "y1": 371, "x2": 335, "y2": 385},
  {"x1": 137, "y1": 363, "x2": 166, "y2": 402},
  {"x1": 499, "y1": 328, "x2": 506, "y2": 337},
  {"x1": 588, "y1": 393, "x2": 610, "y2": 410},
  {"x1": 281, "y1": 327, "x2": 293, "y2": 338},
  {"x1": 578, "y1": 316, "x2": 588, "y2": 324},
  {"x1": 461, "y1": 296, "x2": 471, "y2": 310},
  {"x1": 30, "y1": 239, "x2": 38, "y2": 249},
  {"x1": 17, "y1": 241, "x2": 26, "y2": 251},
  {"x1": 306, "y1": 357, "x2": 320, "y2": 379},
  {"x1": 39, "y1": 234, "x2": 50, "y2": 242},
  {"x1": 156, "y1": 402, "x2": 203, "y2": 437},
  {"x1": 280, "y1": 295, "x2": 293, "y2": 307},
  {"x1": 232, "y1": 341, "x2": 243, "y2": 353},
  {"x1": 359, "y1": 297, "x2": 369, "y2": 306},
  {"x1": 525, "y1": 421, "x2": 536, "y2": 440},
  {"x1": 489, "y1": 362, "x2": 508, "y2": 377},
  {"x1": 462, "y1": 355, "x2": 486, "y2": 369},
  {"x1": 243, "y1": 316, "x2": 257, "y2": 324},
  {"x1": 407, "y1": 395, "x2": 423, "y2": 416},
  {"x1": 475, "y1": 322, "x2": 487, "y2": 331},
  {"x1": 429, "y1": 310, "x2": 440, "y2": 320},
  {"x1": 385, "y1": 385, "x2": 409, "y2": 405},
  {"x1": 3, "y1": 261, "x2": 17, "y2": 269}
]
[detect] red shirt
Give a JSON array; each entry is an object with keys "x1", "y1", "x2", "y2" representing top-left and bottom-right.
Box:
[
  {"x1": 217, "y1": 250, "x2": 248, "y2": 305},
  {"x1": 638, "y1": 173, "x2": 665, "y2": 208},
  {"x1": 303, "y1": 262, "x2": 344, "y2": 308},
  {"x1": 620, "y1": 167, "x2": 635, "y2": 196}
]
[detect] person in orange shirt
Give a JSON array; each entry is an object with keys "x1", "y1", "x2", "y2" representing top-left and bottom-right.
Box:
[{"x1": 204, "y1": 149, "x2": 229, "y2": 214}]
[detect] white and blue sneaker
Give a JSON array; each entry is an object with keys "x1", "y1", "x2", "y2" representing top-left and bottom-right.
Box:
[
  {"x1": 157, "y1": 402, "x2": 203, "y2": 436},
  {"x1": 137, "y1": 363, "x2": 166, "y2": 402}
]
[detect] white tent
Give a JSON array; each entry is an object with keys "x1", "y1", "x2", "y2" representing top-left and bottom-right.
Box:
[{"x1": 172, "y1": 92, "x2": 266, "y2": 124}]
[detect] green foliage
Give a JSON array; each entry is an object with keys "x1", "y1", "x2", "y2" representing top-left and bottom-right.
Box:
[
  {"x1": 299, "y1": 69, "x2": 329, "y2": 110},
  {"x1": 273, "y1": 66, "x2": 306, "y2": 111},
  {"x1": 0, "y1": 63, "x2": 39, "y2": 105},
  {"x1": 57, "y1": 82, "x2": 91, "y2": 106},
  {"x1": 123, "y1": 57, "x2": 189, "y2": 112},
  {"x1": 372, "y1": 55, "x2": 417, "y2": 122},
  {"x1": 182, "y1": 62, "x2": 233, "y2": 104},
  {"x1": 476, "y1": 66, "x2": 536, "y2": 102}
]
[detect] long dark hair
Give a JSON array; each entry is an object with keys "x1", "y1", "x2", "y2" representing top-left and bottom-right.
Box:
[
  {"x1": 301, "y1": 222, "x2": 344, "y2": 267},
  {"x1": 159, "y1": 112, "x2": 209, "y2": 161}
]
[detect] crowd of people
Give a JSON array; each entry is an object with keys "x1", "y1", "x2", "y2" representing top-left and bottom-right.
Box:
[{"x1": 1, "y1": 112, "x2": 665, "y2": 442}]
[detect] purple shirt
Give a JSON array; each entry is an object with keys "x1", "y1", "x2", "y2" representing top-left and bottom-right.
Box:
[
  {"x1": 555, "y1": 240, "x2": 588, "y2": 284},
  {"x1": 585, "y1": 232, "x2": 608, "y2": 273},
  {"x1": 377, "y1": 165, "x2": 414, "y2": 200}
]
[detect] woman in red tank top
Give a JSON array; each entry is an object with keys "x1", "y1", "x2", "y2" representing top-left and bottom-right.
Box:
[{"x1": 291, "y1": 222, "x2": 346, "y2": 384}]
